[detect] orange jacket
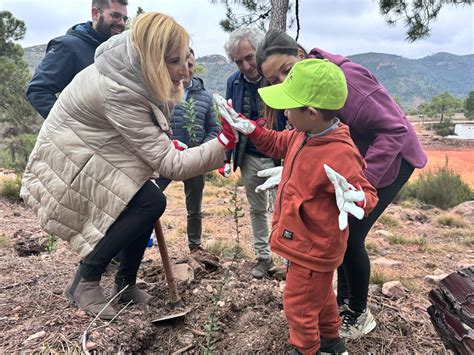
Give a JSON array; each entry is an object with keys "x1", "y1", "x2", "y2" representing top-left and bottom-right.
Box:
[{"x1": 251, "y1": 124, "x2": 378, "y2": 272}]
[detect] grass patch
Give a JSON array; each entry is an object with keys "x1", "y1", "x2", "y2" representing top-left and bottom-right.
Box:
[
  {"x1": 365, "y1": 241, "x2": 379, "y2": 253},
  {"x1": 378, "y1": 213, "x2": 400, "y2": 228},
  {"x1": 400, "y1": 278, "x2": 420, "y2": 292},
  {"x1": 370, "y1": 269, "x2": 389, "y2": 285},
  {"x1": 0, "y1": 234, "x2": 11, "y2": 248},
  {"x1": 461, "y1": 236, "x2": 474, "y2": 247},
  {"x1": 42, "y1": 234, "x2": 59, "y2": 253},
  {"x1": 206, "y1": 240, "x2": 247, "y2": 259},
  {"x1": 387, "y1": 234, "x2": 428, "y2": 249},
  {"x1": 437, "y1": 214, "x2": 469, "y2": 228},
  {"x1": 0, "y1": 174, "x2": 22, "y2": 202}
]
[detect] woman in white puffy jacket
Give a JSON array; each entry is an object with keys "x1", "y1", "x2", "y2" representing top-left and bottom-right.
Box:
[{"x1": 21, "y1": 12, "x2": 236, "y2": 320}]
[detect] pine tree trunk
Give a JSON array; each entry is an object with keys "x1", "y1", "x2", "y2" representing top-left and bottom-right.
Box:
[{"x1": 269, "y1": 0, "x2": 289, "y2": 30}]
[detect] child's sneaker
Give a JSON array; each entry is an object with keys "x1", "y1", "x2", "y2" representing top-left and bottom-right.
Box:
[
  {"x1": 319, "y1": 337, "x2": 348, "y2": 354},
  {"x1": 340, "y1": 307, "x2": 376, "y2": 339}
]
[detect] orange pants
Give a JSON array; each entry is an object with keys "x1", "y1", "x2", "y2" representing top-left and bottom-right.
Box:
[{"x1": 283, "y1": 262, "x2": 340, "y2": 354}]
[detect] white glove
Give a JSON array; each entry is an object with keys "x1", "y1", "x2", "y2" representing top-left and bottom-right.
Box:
[
  {"x1": 323, "y1": 164, "x2": 366, "y2": 231},
  {"x1": 213, "y1": 93, "x2": 257, "y2": 135},
  {"x1": 255, "y1": 166, "x2": 283, "y2": 192}
]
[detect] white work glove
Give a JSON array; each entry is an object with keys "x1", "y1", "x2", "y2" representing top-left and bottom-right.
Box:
[
  {"x1": 323, "y1": 164, "x2": 366, "y2": 231},
  {"x1": 213, "y1": 93, "x2": 260, "y2": 135},
  {"x1": 255, "y1": 166, "x2": 283, "y2": 192},
  {"x1": 218, "y1": 160, "x2": 232, "y2": 178}
]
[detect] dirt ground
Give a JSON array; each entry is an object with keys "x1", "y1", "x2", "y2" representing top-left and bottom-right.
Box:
[{"x1": 1, "y1": 128, "x2": 473, "y2": 353}]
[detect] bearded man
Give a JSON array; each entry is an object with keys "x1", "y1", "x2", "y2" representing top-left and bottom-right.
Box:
[{"x1": 27, "y1": 0, "x2": 128, "y2": 119}]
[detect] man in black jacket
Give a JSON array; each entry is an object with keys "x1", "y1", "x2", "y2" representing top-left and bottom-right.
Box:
[
  {"x1": 156, "y1": 48, "x2": 220, "y2": 254},
  {"x1": 27, "y1": 0, "x2": 128, "y2": 119}
]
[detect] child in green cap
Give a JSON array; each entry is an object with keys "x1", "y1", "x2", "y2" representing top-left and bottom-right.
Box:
[{"x1": 215, "y1": 58, "x2": 379, "y2": 354}]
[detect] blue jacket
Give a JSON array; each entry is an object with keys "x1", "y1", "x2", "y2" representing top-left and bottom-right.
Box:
[
  {"x1": 26, "y1": 22, "x2": 108, "y2": 119},
  {"x1": 170, "y1": 77, "x2": 220, "y2": 147},
  {"x1": 225, "y1": 71, "x2": 286, "y2": 169}
]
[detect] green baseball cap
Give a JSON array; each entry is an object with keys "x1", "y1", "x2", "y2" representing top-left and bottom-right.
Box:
[{"x1": 258, "y1": 58, "x2": 348, "y2": 110}]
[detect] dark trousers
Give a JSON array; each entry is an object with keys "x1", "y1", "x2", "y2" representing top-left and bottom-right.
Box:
[
  {"x1": 337, "y1": 160, "x2": 414, "y2": 312},
  {"x1": 155, "y1": 175, "x2": 205, "y2": 248},
  {"x1": 82, "y1": 180, "x2": 166, "y2": 285}
]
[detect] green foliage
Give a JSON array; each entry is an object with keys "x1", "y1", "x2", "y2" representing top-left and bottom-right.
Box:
[
  {"x1": 1, "y1": 11, "x2": 41, "y2": 171},
  {"x1": 379, "y1": 0, "x2": 471, "y2": 42},
  {"x1": 387, "y1": 234, "x2": 427, "y2": 249},
  {"x1": 370, "y1": 270, "x2": 388, "y2": 285},
  {"x1": 182, "y1": 98, "x2": 198, "y2": 146},
  {"x1": 407, "y1": 158, "x2": 473, "y2": 209},
  {"x1": 42, "y1": 234, "x2": 59, "y2": 253},
  {"x1": 378, "y1": 213, "x2": 400, "y2": 227},
  {"x1": 465, "y1": 91, "x2": 474, "y2": 119},
  {"x1": 194, "y1": 63, "x2": 206, "y2": 75},
  {"x1": 1, "y1": 133, "x2": 37, "y2": 172},
  {"x1": 207, "y1": 240, "x2": 247, "y2": 259},
  {"x1": 205, "y1": 171, "x2": 233, "y2": 187},
  {"x1": 0, "y1": 173, "x2": 21, "y2": 202},
  {"x1": 417, "y1": 92, "x2": 464, "y2": 123},
  {"x1": 433, "y1": 119, "x2": 454, "y2": 137},
  {"x1": 437, "y1": 214, "x2": 468, "y2": 228}
]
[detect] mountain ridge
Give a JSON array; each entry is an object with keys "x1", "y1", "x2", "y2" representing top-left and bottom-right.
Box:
[{"x1": 23, "y1": 45, "x2": 473, "y2": 109}]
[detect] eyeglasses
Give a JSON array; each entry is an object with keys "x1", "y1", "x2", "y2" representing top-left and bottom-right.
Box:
[{"x1": 98, "y1": 8, "x2": 129, "y2": 24}]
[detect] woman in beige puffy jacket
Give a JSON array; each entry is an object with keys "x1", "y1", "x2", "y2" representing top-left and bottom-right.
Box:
[{"x1": 21, "y1": 12, "x2": 236, "y2": 320}]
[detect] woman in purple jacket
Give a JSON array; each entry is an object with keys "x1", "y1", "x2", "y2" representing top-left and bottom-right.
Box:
[{"x1": 255, "y1": 29, "x2": 427, "y2": 339}]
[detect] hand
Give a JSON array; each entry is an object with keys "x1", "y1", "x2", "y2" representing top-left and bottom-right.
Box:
[
  {"x1": 217, "y1": 116, "x2": 238, "y2": 150},
  {"x1": 172, "y1": 140, "x2": 188, "y2": 151},
  {"x1": 218, "y1": 160, "x2": 231, "y2": 178},
  {"x1": 214, "y1": 93, "x2": 265, "y2": 135},
  {"x1": 255, "y1": 166, "x2": 283, "y2": 192},
  {"x1": 323, "y1": 164, "x2": 366, "y2": 231}
]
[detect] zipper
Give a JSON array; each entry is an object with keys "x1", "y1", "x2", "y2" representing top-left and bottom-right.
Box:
[{"x1": 278, "y1": 137, "x2": 308, "y2": 213}]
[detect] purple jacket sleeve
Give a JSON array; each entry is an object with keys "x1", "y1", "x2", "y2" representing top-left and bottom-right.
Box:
[{"x1": 352, "y1": 88, "x2": 408, "y2": 187}]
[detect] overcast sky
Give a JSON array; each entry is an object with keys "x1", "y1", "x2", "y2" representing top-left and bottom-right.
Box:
[{"x1": 1, "y1": 0, "x2": 473, "y2": 59}]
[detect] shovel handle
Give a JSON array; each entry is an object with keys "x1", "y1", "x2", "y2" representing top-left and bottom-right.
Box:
[{"x1": 154, "y1": 220, "x2": 181, "y2": 305}]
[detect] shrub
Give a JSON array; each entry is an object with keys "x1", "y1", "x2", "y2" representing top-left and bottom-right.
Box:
[
  {"x1": 408, "y1": 158, "x2": 473, "y2": 209},
  {"x1": 378, "y1": 213, "x2": 400, "y2": 227},
  {"x1": 437, "y1": 214, "x2": 468, "y2": 228},
  {"x1": 0, "y1": 174, "x2": 22, "y2": 202},
  {"x1": 370, "y1": 269, "x2": 388, "y2": 285},
  {"x1": 433, "y1": 119, "x2": 454, "y2": 137}
]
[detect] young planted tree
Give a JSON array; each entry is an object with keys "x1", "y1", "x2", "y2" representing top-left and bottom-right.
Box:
[{"x1": 0, "y1": 11, "x2": 41, "y2": 171}]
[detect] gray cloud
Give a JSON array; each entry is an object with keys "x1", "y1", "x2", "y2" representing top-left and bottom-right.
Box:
[{"x1": 1, "y1": 0, "x2": 472, "y2": 59}]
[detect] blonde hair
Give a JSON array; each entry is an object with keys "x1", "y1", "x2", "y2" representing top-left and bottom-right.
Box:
[{"x1": 131, "y1": 12, "x2": 189, "y2": 105}]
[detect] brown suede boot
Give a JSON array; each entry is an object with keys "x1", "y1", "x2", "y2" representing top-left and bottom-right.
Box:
[
  {"x1": 65, "y1": 268, "x2": 117, "y2": 320},
  {"x1": 113, "y1": 282, "x2": 153, "y2": 304}
]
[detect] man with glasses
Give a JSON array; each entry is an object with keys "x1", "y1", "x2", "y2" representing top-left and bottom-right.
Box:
[{"x1": 27, "y1": 0, "x2": 128, "y2": 119}]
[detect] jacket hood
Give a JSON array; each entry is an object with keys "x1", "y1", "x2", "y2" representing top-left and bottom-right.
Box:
[
  {"x1": 306, "y1": 123, "x2": 354, "y2": 147},
  {"x1": 67, "y1": 22, "x2": 107, "y2": 46},
  {"x1": 188, "y1": 77, "x2": 205, "y2": 92},
  {"x1": 94, "y1": 30, "x2": 165, "y2": 110},
  {"x1": 309, "y1": 48, "x2": 349, "y2": 67}
]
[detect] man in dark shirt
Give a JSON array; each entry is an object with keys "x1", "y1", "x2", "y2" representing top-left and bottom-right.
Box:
[{"x1": 27, "y1": 0, "x2": 128, "y2": 118}]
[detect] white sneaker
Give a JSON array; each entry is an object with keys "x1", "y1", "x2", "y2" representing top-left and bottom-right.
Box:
[{"x1": 340, "y1": 307, "x2": 376, "y2": 339}]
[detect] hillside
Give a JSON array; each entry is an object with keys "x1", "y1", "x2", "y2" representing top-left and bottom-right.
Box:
[{"x1": 23, "y1": 45, "x2": 473, "y2": 109}]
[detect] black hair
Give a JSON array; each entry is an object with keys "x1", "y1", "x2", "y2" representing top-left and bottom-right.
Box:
[
  {"x1": 256, "y1": 29, "x2": 307, "y2": 76},
  {"x1": 189, "y1": 47, "x2": 195, "y2": 57},
  {"x1": 299, "y1": 107, "x2": 340, "y2": 121},
  {"x1": 92, "y1": 0, "x2": 128, "y2": 8}
]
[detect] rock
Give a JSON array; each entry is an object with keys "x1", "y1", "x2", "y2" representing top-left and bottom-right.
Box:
[
  {"x1": 192, "y1": 288, "x2": 200, "y2": 295},
  {"x1": 457, "y1": 259, "x2": 474, "y2": 269},
  {"x1": 26, "y1": 331, "x2": 46, "y2": 342},
  {"x1": 424, "y1": 274, "x2": 450, "y2": 284},
  {"x1": 372, "y1": 257, "x2": 402, "y2": 267},
  {"x1": 171, "y1": 263, "x2": 194, "y2": 284},
  {"x1": 217, "y1": 301, "x2": 225, "y2": 307},
  {"x1": 374, "y1": 230, "x2": 394, "y2": 238},
  {"x1": 373, "y1": 238, "x2": 390, "y2": 249},
  {"x1": 90, "y1": 331, "x2": 100, "y2": 340},
  {"x1": 75, "y1": 310, "x2": 87, "y2": 318},
  {"x1": 451, "y1": 201, "x2": 474, "y2": 224},
  {"x1": 206, "y1": 284, "x2": 214, "y2": 293},
  {"x1": 382, "y1": 281, "x2": 407, "y2": 298},
  {"x1": 222, "y1": 261, "x2": 234, "y2": 269},
  {"x1": 434, "y1": 268, "x2": 446, "y2": 275},
  {"x1": 368, "y1": 284, "x2": 382, "y2": 295},
  {"x1": 85, "y1": 341, "x2": 97, "y2": 350}
]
